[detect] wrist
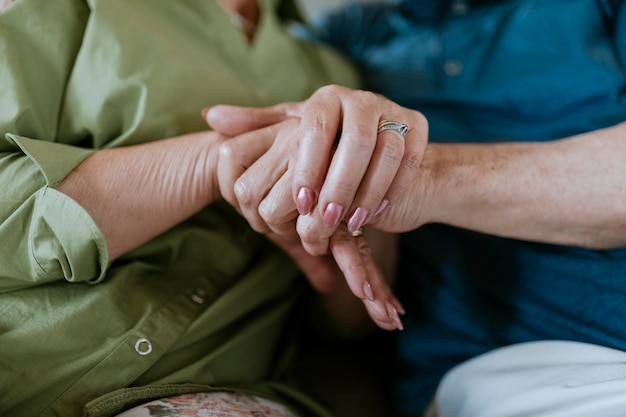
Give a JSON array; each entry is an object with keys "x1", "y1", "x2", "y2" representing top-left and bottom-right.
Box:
[
  {"x1": 419, "y1": 143, "x2": 478, "y2": 227},
  {"x1": 406, "y1": 143, "x2": 452, "y2": 227},
  {"x1": 424, "y1": 142, "x2": 525, "y2": 231},
  {"x1": 191, "y1": 132, "x2": 225, "y2": 205}
]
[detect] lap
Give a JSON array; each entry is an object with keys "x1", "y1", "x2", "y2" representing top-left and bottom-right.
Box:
[
  {"x1": 434, "y1": 340, "x2": 626, "y2": 417},
  {"x1": 115, "y1": 391, "x2": 297, "y2": 417}
]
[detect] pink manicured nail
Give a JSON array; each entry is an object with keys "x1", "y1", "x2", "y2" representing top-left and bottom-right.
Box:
[
  {"x1": 348, "y1": 207, "x2": 369, "y2": 233},
  {"x1": 363, "y1": 281, "x2": 374, "y2": 301},
  {"x1": 392, "y1": 296, "x2": 406, "y2": 315},
  {"x1": 323, "y1": 202, "x2": 344, "y2": 228},
  {"x1": 296, "y1": 187, "x2": 315, "y2": 215},
  {"x1": 373, "y1": 199, "x2": 390, "y2": 218},
  {"x1": 387, "y1": 302, "x2": 404, "y2": 331}
]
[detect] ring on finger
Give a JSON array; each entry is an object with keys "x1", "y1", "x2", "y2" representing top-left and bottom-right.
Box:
[{"x1": 377, "y1": 119, "x2": 409, "y2": 139}]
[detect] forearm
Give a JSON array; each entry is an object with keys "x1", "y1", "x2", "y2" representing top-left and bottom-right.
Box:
[
  {"x1": 56, "y1": 131, "x2": 223, "y2": 259},
  {"x1": 427, "y1": 122, "x2": 626, "y2": 249}
]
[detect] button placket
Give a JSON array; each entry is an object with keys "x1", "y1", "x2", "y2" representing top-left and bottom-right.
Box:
[{"x1": 44, "y1": 278, "x2": 215, "y2": 416}]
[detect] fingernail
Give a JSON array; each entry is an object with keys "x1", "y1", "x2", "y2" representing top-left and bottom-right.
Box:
[
  {"x1": 373, "y1": 199, "x2": 389, "y2": 218},
  {"x1": 323, "y1": 202, "x2": 344, "y2": 228},
  {"x1": 296, "y1": 187, "x2": 315, "y2": 215},
  {"x1": 201, "y1": 107, "x2": 211, "y2": 119},
  {"x1": 387, "y1": 302, "x2": 404, "y2": 331},
  {"x1": 363, "y1": 281, "x2": 374, "y2": 301},
  {"x1": 348, "y1": 207, "x2": 369, "y2": 233},
  {"x1": 393, "y1": 296, "x2": 406, "y2": 315}
]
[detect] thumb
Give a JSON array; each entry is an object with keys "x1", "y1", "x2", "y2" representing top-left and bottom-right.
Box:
[{"x1": 203, "y1": 102, "x2": 302, "y2": 137}]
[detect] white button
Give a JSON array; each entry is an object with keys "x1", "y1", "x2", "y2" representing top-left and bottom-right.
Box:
[
  {"x1": 135, "y1": 338, "x2": 153, "y2": 355},
  {"x1": 191, "y1": 288, "x2": 207, "y2": 304},
  {"x1": 191, "y1": 294, "x2": 205, "y2": 304},
  {"x1": 452, "y1": 0, "x2": 469, "y2": 16},
  {"x1": 444, "y1": 60, "x2": 463, "y2": 76}
]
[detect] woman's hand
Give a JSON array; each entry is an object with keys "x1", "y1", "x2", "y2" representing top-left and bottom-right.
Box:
[
  {"x1": 290, "y1": 85, "x2": 429, "y2": 257},
  {"x1": 211, "y1": 114, "x2": 405, "y2": 330},
  {"x1": 208, "y1": 85, "x2": 430, "y2": 254}
]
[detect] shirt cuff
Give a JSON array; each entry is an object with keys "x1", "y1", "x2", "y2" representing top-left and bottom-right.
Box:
[
  {"x1": 32, "y1": 187, "x2": 109, "y2": 283},
  {"x1": 4, "y1": 133, "x2": 94, "y2": 186},
  {"x1": 2, "y1": 133, "x2": 109, "y2": 284}
]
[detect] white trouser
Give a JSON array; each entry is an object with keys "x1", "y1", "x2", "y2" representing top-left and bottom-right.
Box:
[{"x1": 433, "y1": 340, "x2": 626, "y2": 417}]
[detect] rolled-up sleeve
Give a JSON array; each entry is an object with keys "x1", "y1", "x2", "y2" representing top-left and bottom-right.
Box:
[{"x1": 0, "y1": 134, "x2": 108, "y2": 291}]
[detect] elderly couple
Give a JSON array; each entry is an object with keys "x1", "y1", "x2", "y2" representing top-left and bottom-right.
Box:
[{"x1": 2, "y1": 0, "x2": 626, "y2": 416}]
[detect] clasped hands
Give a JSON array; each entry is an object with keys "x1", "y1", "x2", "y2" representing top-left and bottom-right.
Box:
[{"x1": 205, "y1": 85, "x2": 430, "y2": 331}]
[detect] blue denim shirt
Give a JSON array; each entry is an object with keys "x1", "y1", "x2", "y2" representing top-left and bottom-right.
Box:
[
  {"x1": 307, "y1": 0, "x2": 626, "y2": 142},
  {"x1": 303, "y1": 1, "x2": 626, "y2": 415}
]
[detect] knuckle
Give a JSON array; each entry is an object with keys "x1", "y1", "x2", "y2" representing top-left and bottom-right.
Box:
[
  {"x1": 298, "y1": 224, "x2": 328, "y2": 254},
  {"x1": 355, "y1": 90, "x2": 394, "y2": 118},
  {"x1": 258, "y1": 200, "x2": 282, "y2": 226},
  {"x1": 414, "y1": 110, "x2": 429, "y2": 129},
  {"x1": 257, "y1": 200, "x2": 274, "y2": 222},
  {"x1": 352, "y1": 89, "x2": 381, "y2": 105},
  {"x1": 233, "y1": 178, "x2": 256, "y2": 207},
  {"x1": 299, "y1": 226, "x2": 320, "y2": 245},
  {"x1": 317, "y1": 84, "x2": 344, "y2": 97},
  {"x1": 218, "y1": 141, "x2": 236, "y2": 160}
]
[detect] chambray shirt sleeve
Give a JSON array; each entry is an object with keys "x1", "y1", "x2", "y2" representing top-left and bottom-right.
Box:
[{"x1": 0, "y1": 0, "x2": 109, "y2": 292}]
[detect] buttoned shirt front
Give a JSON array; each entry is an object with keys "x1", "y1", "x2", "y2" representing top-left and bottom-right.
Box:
[{"x1": 0, "y1": 1, "x2": 359, "y2": 416}]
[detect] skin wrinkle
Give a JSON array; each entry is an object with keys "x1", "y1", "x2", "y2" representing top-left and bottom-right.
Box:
[
  {"x1": 56, "y1": 132, "x2": 223, "y2": 260},
  {"x1": 426, "y1": 124, "x2": 626, "y2": 249}
]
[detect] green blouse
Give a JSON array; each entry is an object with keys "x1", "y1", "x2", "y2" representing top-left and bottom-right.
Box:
[{"x1": 0, "y1": 0, "x2": 359, "y2": 416}]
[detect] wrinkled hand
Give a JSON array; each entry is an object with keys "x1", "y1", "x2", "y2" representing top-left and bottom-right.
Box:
[
  {"x1": 208, "y1": 85, "x2": 430, "y2": 254},
  {"x1": 209, "y1": 114, "x2": 404, "y2": 330},
  {"x1": 288, "y1": 86, "x2": 429, "y2": 257}
]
